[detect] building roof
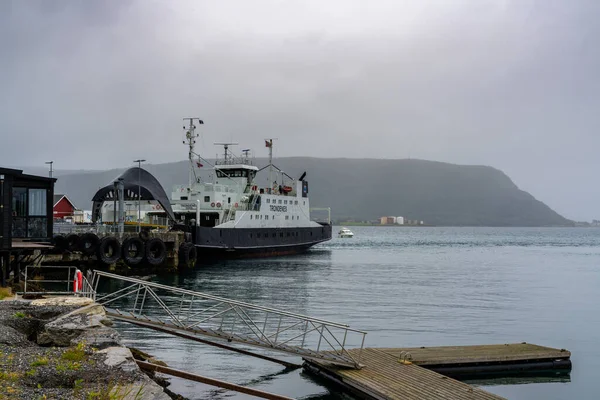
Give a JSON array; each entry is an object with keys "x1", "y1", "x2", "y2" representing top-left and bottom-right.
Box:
[
  {"x1": 53, "y1": 194, "x2": 77, "y2": 209},
  {"x1": 91, "y1": 167, "x2": 175, "y2": 223},
  {"x1": 0, "y1": 167, "x2": 56, "y2": 183}
]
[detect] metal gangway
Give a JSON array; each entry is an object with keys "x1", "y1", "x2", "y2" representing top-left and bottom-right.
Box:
[{"x1": 87, "y1": 271, "x2": 367, "y2": 368}]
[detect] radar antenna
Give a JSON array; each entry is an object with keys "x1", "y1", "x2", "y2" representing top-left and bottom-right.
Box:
[{"x1": 214, "y1": 142, "x2": 239, "y2": 163}]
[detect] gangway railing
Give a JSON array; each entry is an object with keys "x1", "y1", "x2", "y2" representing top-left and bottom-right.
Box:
[{"x1": 88, "y1": 271, "x2": 367, "y2": 368}]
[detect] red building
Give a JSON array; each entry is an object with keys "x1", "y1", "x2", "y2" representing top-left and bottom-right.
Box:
[{"x1": 53, "y1": 194, "x2": 77, "y2": 220}]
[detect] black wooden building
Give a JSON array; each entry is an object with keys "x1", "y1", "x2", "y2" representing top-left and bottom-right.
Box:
[{"x1": 1, "y1": 168, "x2": 55, "y2": 286}]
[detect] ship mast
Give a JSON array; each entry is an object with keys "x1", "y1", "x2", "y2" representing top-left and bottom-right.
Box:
[
  {"x1": 265, "y1": 138, "x2": 277, "y2": 192},
  {"x1": 183, "y1": 117, "x2": 203, "y2": 191}
]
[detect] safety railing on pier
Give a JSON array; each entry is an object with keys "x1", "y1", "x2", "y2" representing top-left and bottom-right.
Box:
[
  {"x1": 88, "y1": 271, "x2": 367, "y2": 368},
  {"x1": 19, "y1": 265, "x2": 96, "y2": 297}
]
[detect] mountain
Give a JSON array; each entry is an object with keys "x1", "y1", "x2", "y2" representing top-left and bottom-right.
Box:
[{"x1": 48, "y1": 158, "x2": 572, "y2": 227}]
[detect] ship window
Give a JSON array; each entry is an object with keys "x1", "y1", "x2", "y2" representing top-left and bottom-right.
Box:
[
  {"x1": 272, "y1": 215, "x2": 274, "y2": 219},
  {"x1": 257, "y1": 233, "x2": 261, "y2": 238},
  {"x1": 284, "y1": 200, "x2": 287, "y2": 205},
  {"x1": 295, "y1": 201, "x2": 298, "y2": 205},
  {"x1": 266, "y1": 199, "x2": 270, "y2": 204},
  {"x1": 285, "y1": 216, "x2": 289, "y2": 220},
  {"x1": 220, "y1": 230, "x2": 222, "y2": 237},
  {"x1": 287, "y1": 232, "x2": 290, "y2": 237},
  {"x1": 278, "y1": 200, "x2": 282, "y2": 204},
  {"x1": 250, "y1": 233, "x2": 252, "y2": 238},
  {"x1": 181, "y1": 196, "x2": 188, "y2": 200},
  {"x1": 303, "y1": 201, "x2": 305, "y2": 205},
  {"x1": 265, "y1": 215, "x2": 269, "y2": 220},
  {"x1": 250, "y1": 215, "x2": 253, "y2": 220},
  {"x1": 260, "y1": 215, "x2": 263, "y2": 219},
  {"x1": 204, "y1": 196, "x2": 210, "y2": 202},
  {"x1": 273, "y1": 233, "x2": 276, "y2": 238},
  {"x1": 228, "y1": 197, "x2": 231, "y2": 204},
  {"x1": 280, "y1": 232, "x2": 283, "y2": 237}
]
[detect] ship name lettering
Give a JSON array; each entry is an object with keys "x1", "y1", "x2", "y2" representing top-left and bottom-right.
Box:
[{"x1": 270, "y1": 205, "x2": 287, "y2": 212}]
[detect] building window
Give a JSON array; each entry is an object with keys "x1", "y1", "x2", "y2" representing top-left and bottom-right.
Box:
[
  {"x1": 12, "y1": 187, "x2": 49, "y2": 239},
  {"x1": 29, "y1": 189, "x2": 46, "y2": 216},
  {"x1": 204, "y1": 196, "x2": 210, "y2": 202},
  {"x1": 12, "y1": 187, "x2": 27, "y2": 216}
]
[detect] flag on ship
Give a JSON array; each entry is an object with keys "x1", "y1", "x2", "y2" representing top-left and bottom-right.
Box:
[{"x1": 265, "y1": 139, "x2": 272, "y2": 148}]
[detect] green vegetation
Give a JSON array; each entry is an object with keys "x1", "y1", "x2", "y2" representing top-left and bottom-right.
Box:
[
  {"x1": 0, "y1": 288, "x2": 12, "y2": 300},
  {"x1": 30, "y1": 357, "x2": 48, "y2": 367},
  {"x1": 13, "y1": 312, "x2": 26, "y2": 319},
  {"x1": 0, "y1": 371, "x2": 20, "y2": 381},
  {"x1": 61, "y1": 342, "x2": 86, "y2": 362}
]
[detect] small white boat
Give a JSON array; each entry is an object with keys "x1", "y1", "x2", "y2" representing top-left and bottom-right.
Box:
[{"x1": 338, "y1": 227, "x2": 354, "y2": 238}]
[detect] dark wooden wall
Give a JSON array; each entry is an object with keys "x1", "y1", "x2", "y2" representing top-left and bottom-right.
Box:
[{"x1": 0, "y1": 174, "x2": 12, "y2": 250}]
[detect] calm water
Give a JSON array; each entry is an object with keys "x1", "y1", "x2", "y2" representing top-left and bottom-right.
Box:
[{"x1": 114, "y1": 227, "x2": 600, "y2": 399}]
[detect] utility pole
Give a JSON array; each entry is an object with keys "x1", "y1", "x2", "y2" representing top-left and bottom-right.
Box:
[
  {"x1": 45, "y1": 161, "x2": 53, "y2": 178},
  {"x1": 133, "y1": 159, "x2": 146, "y2": 233}
]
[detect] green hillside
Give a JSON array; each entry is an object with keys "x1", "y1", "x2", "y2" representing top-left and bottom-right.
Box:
[{"x1": 51, "y1": 158, "x2": 572, "y2": 227}]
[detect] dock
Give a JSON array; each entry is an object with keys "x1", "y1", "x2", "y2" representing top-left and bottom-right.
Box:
[{"x1": 303, "y1": 343, "x2": 571, "y2": 400}]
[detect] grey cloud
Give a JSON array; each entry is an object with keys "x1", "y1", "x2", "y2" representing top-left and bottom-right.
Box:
[{"x1": 1, "y1": 0, "x2": 598, "y2": 220}]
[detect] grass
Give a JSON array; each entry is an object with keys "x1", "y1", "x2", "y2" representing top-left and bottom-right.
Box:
[
  {"x1": 61, "y1": 342, "x2": 86, "y2": 362},
  {"x1": 0, "y1": 371, "x2": 20, "y2": 381},
  {"x1": 30, "y1": 357, "x2": 48, "y2": 367},
  {"x1": 13, "y1": 312, "x2": 26, "y2": 319},
  {"x1": 0, "y1": 288, "x2": 11, "y2": 300}
]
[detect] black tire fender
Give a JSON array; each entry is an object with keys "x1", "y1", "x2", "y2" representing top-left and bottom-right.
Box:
[
  {"x1": 178, "y1": 243, "x2": 197, "y2": 268},
  {"x1": 66, "y1": 234, "x2": 80, "y2": 252},
  {"x1": 52, "y1": 235, "x2": 68, "y2": 251},
  {"x1": 122, "y1": 237, "x2": 145, "y2": 267},
  {"x1": 79, "y1": 233, "x2": 100, "y2": 256},
  {"x1": 96, "y1": 236, "x2": 121, "y2": 265},
  {"x1": 145, "y1": 238, "x2": 166, "y2": 266}
]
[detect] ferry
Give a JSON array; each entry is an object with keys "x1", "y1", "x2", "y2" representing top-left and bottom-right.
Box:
[{"x1": 165, "y1": 118, "x2": 332, "y2": 258}]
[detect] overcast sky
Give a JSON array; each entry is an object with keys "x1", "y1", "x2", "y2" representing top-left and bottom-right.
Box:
[{"x1": 1, "y1": 0, "x2": 598, "y2": 221}]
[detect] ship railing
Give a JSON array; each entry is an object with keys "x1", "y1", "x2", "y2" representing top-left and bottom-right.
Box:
[{"x1": 87, "y1": 271, "x2": 367, "y2": 368}]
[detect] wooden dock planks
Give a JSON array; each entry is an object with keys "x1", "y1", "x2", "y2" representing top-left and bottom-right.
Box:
[
  {"x1": 306, "y1": 348, "x2": 506, "y2": 400},
  {"x1": 377, "y1": 343, "x2": 571, "y2": 366}
]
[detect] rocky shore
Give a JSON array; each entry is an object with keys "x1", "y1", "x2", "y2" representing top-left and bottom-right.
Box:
[{"x1": 0, "y1": 296, "x2": 170, "y2": 399}]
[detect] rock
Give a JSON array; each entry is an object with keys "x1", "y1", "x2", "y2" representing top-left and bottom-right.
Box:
[
  {"x1": 37, "y1": 304, "x2": 106, "y2": 346},
  {"x1": 99, "y1": 347, "x2": 172, "y2": 400},
  {"x1": 99, "y1": 347, "x2": 139, "y2": 372},
  {"x1": 30, "y1": 296, "x2": 94, "y2": 307},
  {"x1": 0, "y1": 324, "x2": 30, "y2": 346}
]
